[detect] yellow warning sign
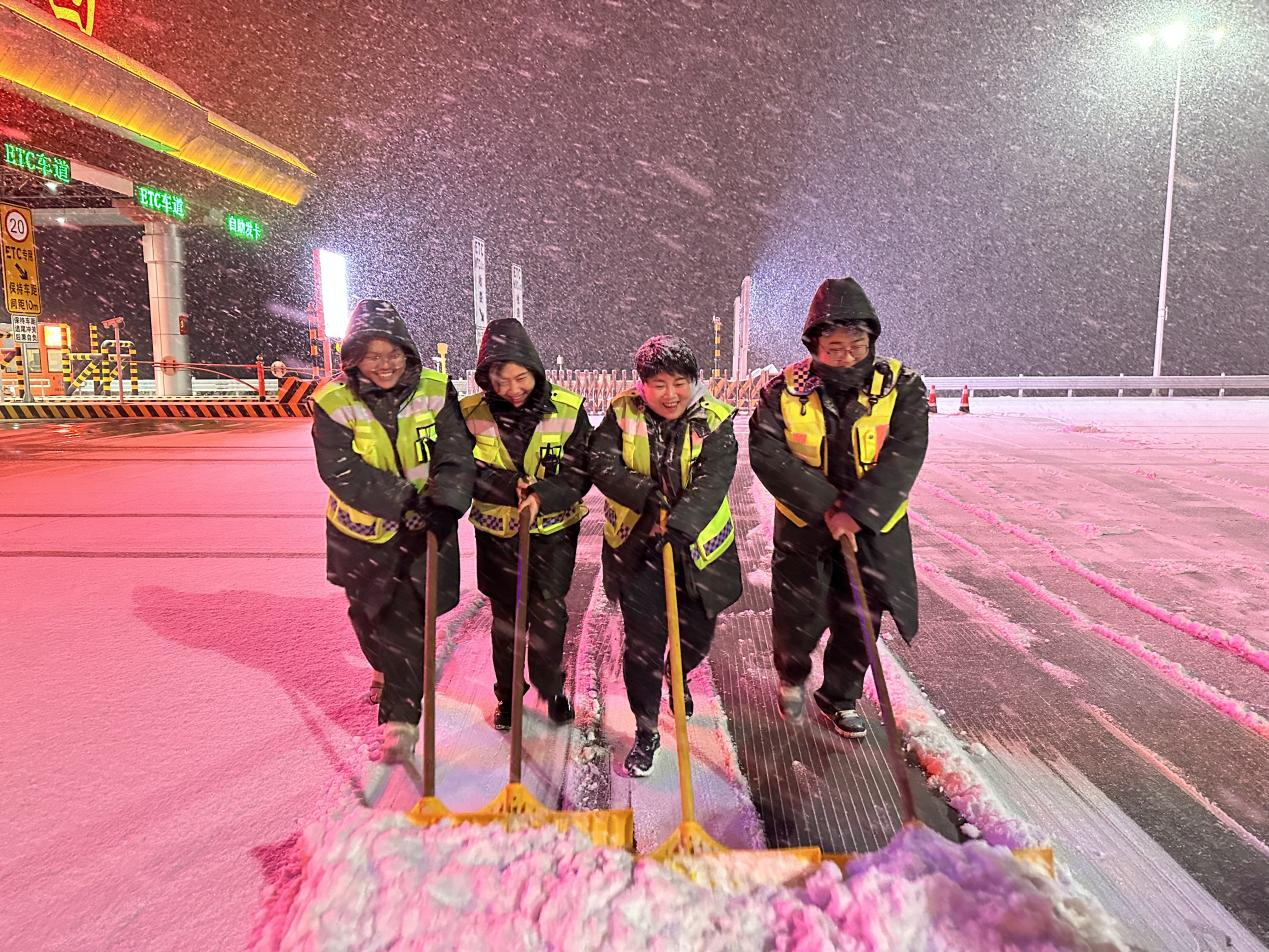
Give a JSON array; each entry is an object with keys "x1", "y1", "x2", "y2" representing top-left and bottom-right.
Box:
[{"x1": 2, "y1": 204, "x2": 41, "y2": 316}]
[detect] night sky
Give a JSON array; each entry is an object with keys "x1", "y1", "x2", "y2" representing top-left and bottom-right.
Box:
[{"x1": 14, "y1": 0, "x2": 1269, "y2": 375}]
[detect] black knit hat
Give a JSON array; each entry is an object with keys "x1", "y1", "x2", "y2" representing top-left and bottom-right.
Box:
[
  {"x1": 634, "y1": 335, "x2": 699, "y2": 381},
  {"x1": 802, "y1": 278, "x2": 881, "y2": 352}
]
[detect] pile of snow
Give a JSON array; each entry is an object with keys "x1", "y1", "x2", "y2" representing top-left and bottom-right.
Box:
[
  {"x1": 865, "y1": 645, "x2": 1047, "y2": 851},
  {"x1": 255, "y1": 808, "x2": 1128, "y2": 951}
]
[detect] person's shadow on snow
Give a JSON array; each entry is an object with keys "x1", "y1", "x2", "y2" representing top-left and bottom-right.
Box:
[{"x1": 132, "y1": 585, "x2": 375, "y2": 781}]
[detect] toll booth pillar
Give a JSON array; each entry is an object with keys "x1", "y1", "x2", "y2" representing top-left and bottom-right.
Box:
[{"x1": 143, "y1": 221, "x2": 191, "y2": 397}]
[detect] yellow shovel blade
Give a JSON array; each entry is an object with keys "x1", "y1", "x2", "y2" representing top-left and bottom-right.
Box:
[
  {"x1": 650, "y1": 821, "x2": 824, "y2": 887},
  {"x1": 406, "y1": 795, "x2": 455, "y2": 825},
  {"x1": 406, "y1": 783, "x2": 633, "y2": 850},
  {"x1": 1010, "y1": 847, "x2": 1056, "y2": 877},
  {"x1": 822, "y1": 845, "x2": 1056, "y2": 879}
]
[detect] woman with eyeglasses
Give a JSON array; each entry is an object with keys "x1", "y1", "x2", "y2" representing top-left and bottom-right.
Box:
[
  {"x1": 749, "y1": 278, "x2": 928, "y2": 739},
  {"x1": 311, "y1": 299, "x2": 474, "y2": 765}
]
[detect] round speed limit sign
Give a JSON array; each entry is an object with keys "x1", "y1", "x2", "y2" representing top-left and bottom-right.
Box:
[{"x1": 5, "y1": 209, "x2": 30, "y2": 243}]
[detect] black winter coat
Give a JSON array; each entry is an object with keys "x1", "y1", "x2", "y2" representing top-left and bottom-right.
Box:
[
  {"x1": 749, "y1": 357, "x2": 928, "y2": 639},
  {"x1": 312, "y1": 312, "x2": 474, "y2": 618},
  {"x1": 466, "y1": 318, "x2": 593, "y2": 601},
  {"x1": 590, "y1": 388, "x2": 743, "y2": 619}
]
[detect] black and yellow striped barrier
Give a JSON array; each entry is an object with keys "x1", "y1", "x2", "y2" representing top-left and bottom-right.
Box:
[{"x1": 0, "y1": 378, "x2": 319, "y2": 420}]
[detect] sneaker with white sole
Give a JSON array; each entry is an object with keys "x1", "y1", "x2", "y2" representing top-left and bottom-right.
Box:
[
  {"x1": 813, "y1": 693, "x2": 867, "y2": 738},
  {"x1": 778, "y1": 682, "x2": 806, "y2": 723},
  {"x1": 380, "y1": 721, "x2": 419, "y2": 764}
]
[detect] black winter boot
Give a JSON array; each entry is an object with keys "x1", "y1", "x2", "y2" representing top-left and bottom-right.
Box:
[
  {"x1": 624, "y1": 729, "x2": 660, "y2": 777},
  {"x1": 493, "y1": 700, "x2": 512, "y2": 732},
  {"x1": 547, "y1": 694, "x2": 574, "y2": 725}
]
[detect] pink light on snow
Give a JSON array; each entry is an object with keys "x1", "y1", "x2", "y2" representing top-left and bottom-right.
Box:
[
  {"x1": 924, "y1": 484, "x2": 1269, "y2": 675},
  {"x1": 1006, "y1": 571, "x2": 1269, "y2": 742}
]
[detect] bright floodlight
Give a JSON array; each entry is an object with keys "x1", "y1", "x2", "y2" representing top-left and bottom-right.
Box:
[
  {"x1": 1136, "y1": 33, "x2": 1155, "y2": 49},
  {"x1": 1161, "y1": 21, "x2": 1188, "y2": 48},
  {"x1": 317, "y1": 249, "x2": 350, "y2": 339}
]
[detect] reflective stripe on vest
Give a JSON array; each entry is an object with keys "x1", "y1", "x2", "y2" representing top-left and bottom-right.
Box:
[
  {"x1": 601, "y1": 389, "x2": 736, "y2": 570},
  {"x1": 776, "y1": 357, "x2": 907, "y2": 533},
  {"x1": 313, "y1": 370, "x2": 450, "y2": 544},
  {"x1": 460, "y1": 386, "x2": 589, "y2": 538}
]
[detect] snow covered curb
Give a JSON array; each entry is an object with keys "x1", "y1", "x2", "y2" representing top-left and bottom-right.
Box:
[{"x1": 254, "y1": 808, "x2": 1128, "y2": 951}]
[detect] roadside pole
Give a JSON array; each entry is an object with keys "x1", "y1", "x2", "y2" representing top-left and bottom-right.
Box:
[{"x1": 103, "y1": 316, "x2": 125, "y2": 405}]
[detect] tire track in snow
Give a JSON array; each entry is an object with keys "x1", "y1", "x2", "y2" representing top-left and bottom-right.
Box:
[
  {"x1": 919, "y1": 500, "x2": 1269, "y2": 739},
  {"x1": 1076, "y1": 702, "x2": 1269, "y2": 862},
  {"x1": 912, "y1": 509, "x2": 1269, "y2": 859},
  {"x1": 931, "y1": 459, "x2": 1269, "y2": 592},
  {"x1": 1005, "y1": 570, "x2": 1269, "y2": 742},
  {"x1": 921, "y1": 482, "x2": 1269, "y2": 675}
]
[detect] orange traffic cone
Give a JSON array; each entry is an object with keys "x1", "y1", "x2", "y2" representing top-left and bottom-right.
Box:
[
  {"x1": 958, "y1": 384, "x2": 970, "y2": 414},
  {"x1": 927, "y1": 385, "x2": 938, "y2": 414}
]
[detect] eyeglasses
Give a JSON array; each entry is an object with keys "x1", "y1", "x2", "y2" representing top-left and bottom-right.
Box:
[
  {"x1": 361, "y1": 350, "x2": 406, "y2": 367},
  {"x1": 821, "y1": 341, "x2": 871, "y2": 359}
]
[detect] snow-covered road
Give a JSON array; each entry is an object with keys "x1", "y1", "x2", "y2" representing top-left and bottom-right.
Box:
[
  {"x1": 903, "y1": 398, "x2": 1269, "y2": 950},
  {"x1": 2, "y1": 399, "x2": 1267, "y2": 950}
]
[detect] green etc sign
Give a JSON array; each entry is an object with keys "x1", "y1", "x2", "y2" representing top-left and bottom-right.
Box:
[
  {"x1": 4, "y1": 142, "x2": 72, "y2": 184},
  {"x1": 135, "y1": 183, "x2": 187, "y2": 220},
  {"x1": 225, "y1": 212, "x2": 265, "y2": 242}
]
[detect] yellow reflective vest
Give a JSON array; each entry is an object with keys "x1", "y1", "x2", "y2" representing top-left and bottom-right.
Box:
[
  {"x1": 777, "y1": 357, "x2": 908, "y2": 532},
  {"x1": 313, "y1": 370, "x2": 450, "y2": 544},
  {"x1": 602, "y1": 389, "x2": 736, "y2": 570},
  {"x1": 460, "y1": 386, "x2": 589, "y2": 538}
]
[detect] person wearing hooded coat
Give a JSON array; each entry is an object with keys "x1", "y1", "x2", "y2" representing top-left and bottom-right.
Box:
[
  {"x1": 460, "y1": 318, "x2": 592, "y2": 730},
  {"x1": 590, "y1": 336, "x2": 742, "y2": 777},
  {"x1": 311, "y1": 299, "x2": 475, "y2": 763},
  {"x1": 749, "y1": 278, "x2": 928, "y2": 737}
]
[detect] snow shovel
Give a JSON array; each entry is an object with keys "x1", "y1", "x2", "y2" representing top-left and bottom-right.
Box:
[
  {"x1": 831, "y1": 536, "x2": 1055, "y2": 878},
  {"x1": 402, "y1": 529, "x2": 452, "y2": 821},
  {"x1": 408, "y1": 519, "x2": 634, "y2": 849},
  {"x1": 650, "y1": 514, "x2": 823, "y2": 883}
]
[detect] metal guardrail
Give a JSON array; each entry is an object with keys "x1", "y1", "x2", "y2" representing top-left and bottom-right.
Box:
[
  {"x1": 925, "y1": 375, "x2": 1269, "y2": 397},
  {"x1": 465, "y1": 372, "x2": 1269, "y2": 408}
]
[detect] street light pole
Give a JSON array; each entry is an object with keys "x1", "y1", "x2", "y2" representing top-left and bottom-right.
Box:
[{"x1": 1153, "y1": 58, "x2": 1183, "y2": 377}]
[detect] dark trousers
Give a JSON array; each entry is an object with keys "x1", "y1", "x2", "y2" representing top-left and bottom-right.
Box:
[
  {"x1": 618, "y1": 551, "x2": 716, "y2": 733},
  {"x1": 347, "y1": 581, "x2": 425, "y2": 726},
  {"x1": 771, "y1": 542, "x2": 882, "y2": 709},
  {"x1": 476, "y1": 525, "x2": 579, "y2": 704},
  {"x1": 489, "y1": 594, "x2": 568, "y2": 702}
]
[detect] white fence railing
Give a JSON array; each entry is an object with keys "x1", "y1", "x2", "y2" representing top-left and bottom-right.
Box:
[{"x1": 925, "y1": 375, "x2": 1269, "y2": 397}]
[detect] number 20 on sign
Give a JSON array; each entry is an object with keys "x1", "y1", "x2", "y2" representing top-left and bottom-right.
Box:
[{"x1": 2, "y1": 204, "x2": 41, "y2": 317}]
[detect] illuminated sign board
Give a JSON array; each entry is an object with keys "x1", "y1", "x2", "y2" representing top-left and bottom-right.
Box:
[
  {"x1": 135, "y1": 184, "x2": 187, "y2": 220},
  {"x1": 314, "y1": 250, "x2": 349, "y2": 338},
  {"x1": 225, "y1": 213, "x2": 264, "y2": 242},
  {"x1": 4, "y1": 142, "x2": 72, "y2": 184},
  {"x1": 48, "y1": 0, "x2": 96, "y2": 36}
]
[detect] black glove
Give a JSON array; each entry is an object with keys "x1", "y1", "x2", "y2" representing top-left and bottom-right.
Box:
[
  {"x1": 419, "y1": 498, "x2": 460, "y2": 538},
  {"x1": 643, "y1": 489, "x2": 669, "y2": 517},
  {"x1": 664, "y1": 525, "x2": 694, "y2": 553}
]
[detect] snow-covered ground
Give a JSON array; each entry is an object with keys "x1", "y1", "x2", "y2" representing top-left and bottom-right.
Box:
[
  {"x1": 906, "y1": 398, "x2": 1269, "y2": 951},
  {"x1": 2, "y1": 398, "x2": 1267, "y2": 950}
]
